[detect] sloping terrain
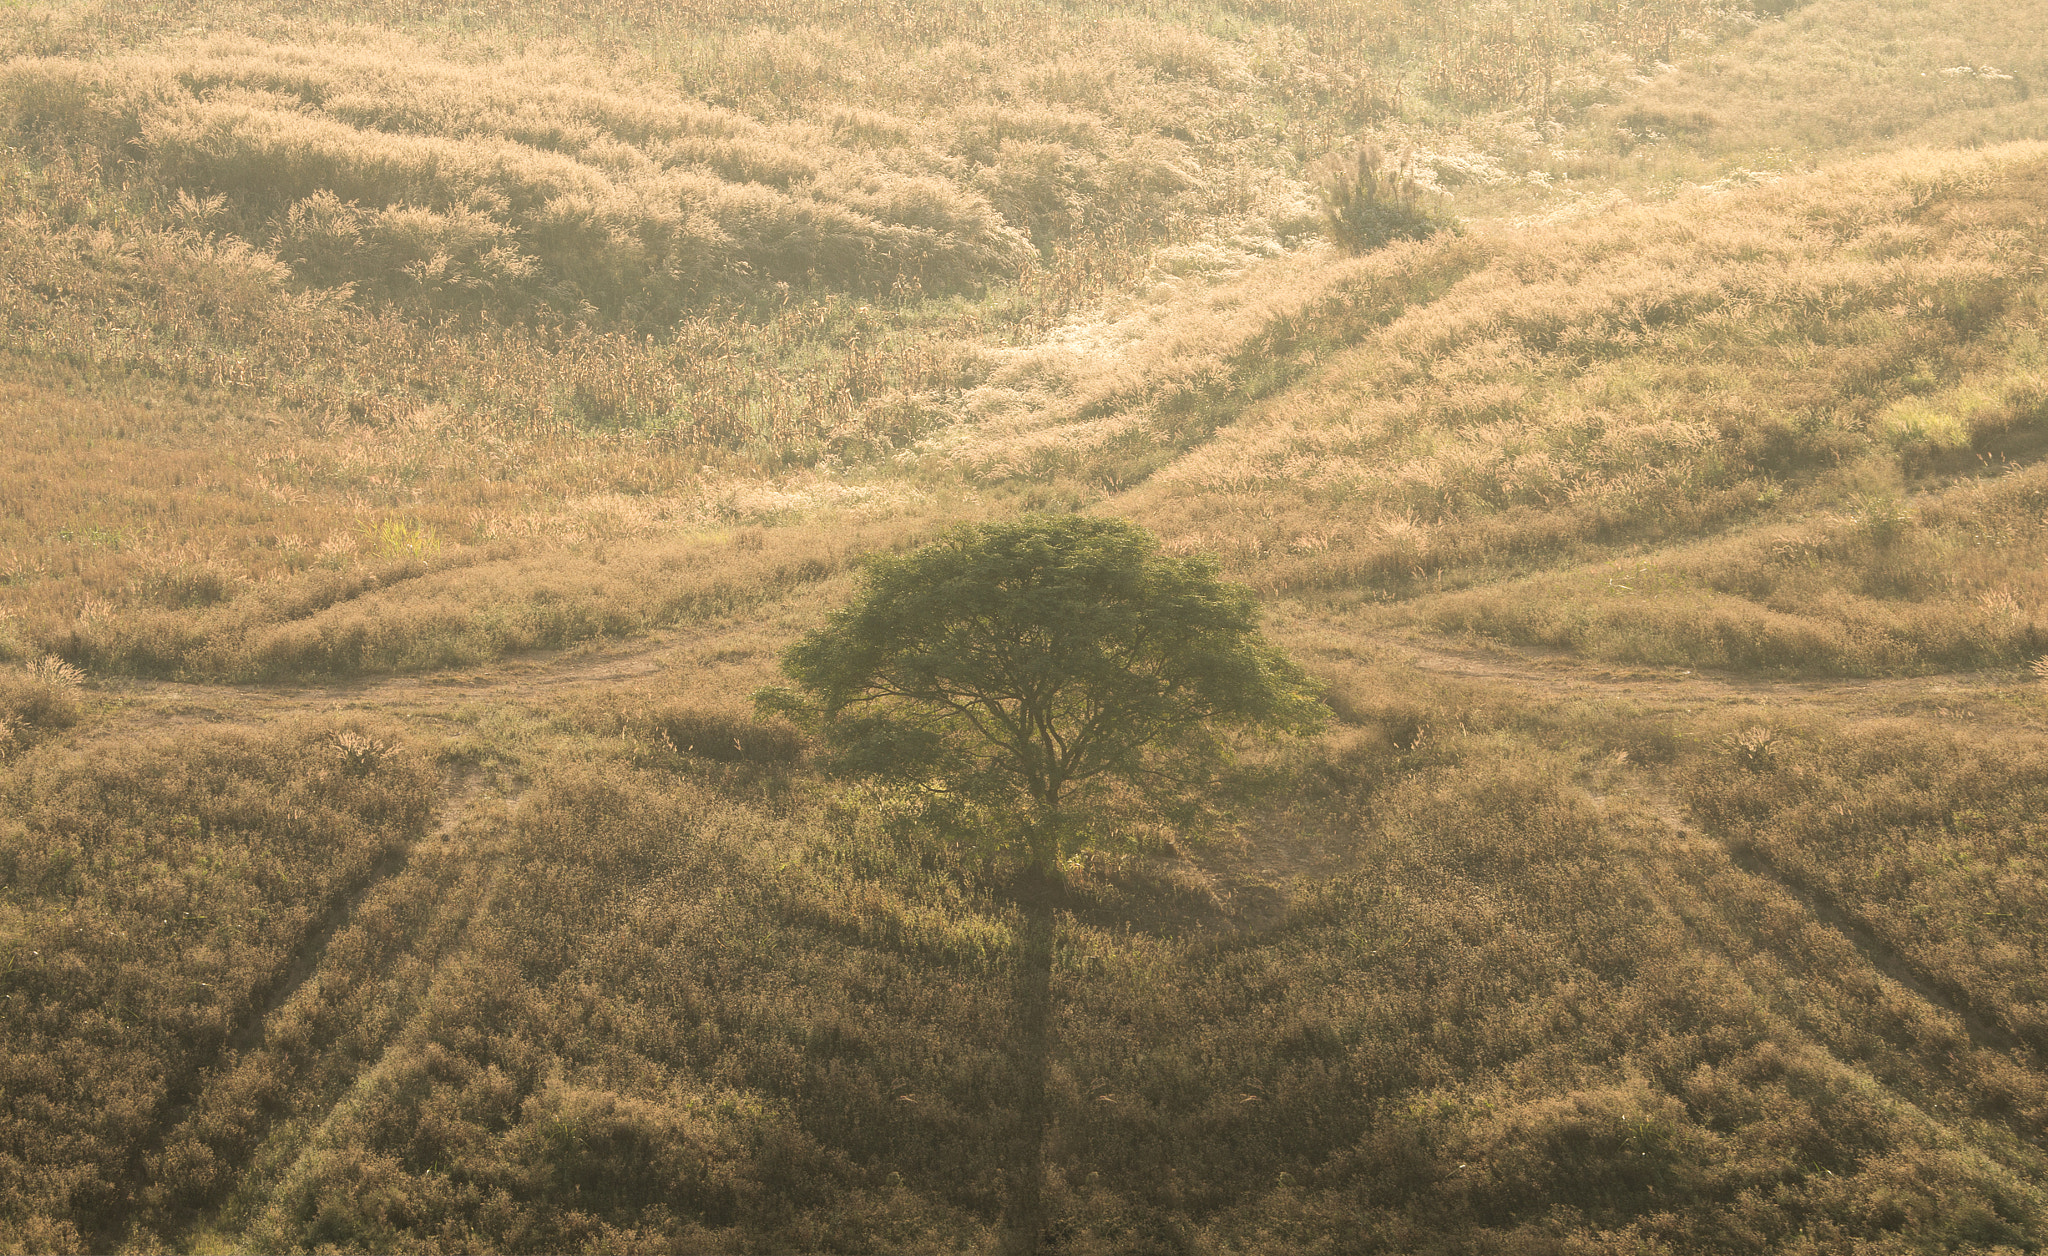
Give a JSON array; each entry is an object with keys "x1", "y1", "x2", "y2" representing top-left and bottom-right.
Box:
[{"x1": 4, "y1": 0, "x2": 2048, "y2": 1251}]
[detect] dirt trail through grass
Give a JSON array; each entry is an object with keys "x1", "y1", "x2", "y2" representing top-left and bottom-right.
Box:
[
  {"x1": 91, "y1": 635, "x2": 676, "y2": 733},
  {"x1": 1607, "y1": 799, "x2": 1956, "y2": 1112},
  {"x1": 82, "y1": 611, "x2": 2046, "y2": 1035},
  {"x1": 58, "y1": 603, "x2": 2048, "y2": 1241},
  {"x1": 1413, "y1": 635, "x2": 2048, "y2": 1058},
  {"x1": 89, "y1": 611, "x2": 2043, "y2": 747},
  {"x1": 1387, "y1": 635, "x2": 2043, "y2": 734},
  {"x1": 1700, "y1": 812, "x2": 2043, "y2": 1062},
  {"x1": 1346, "y1": 630, "x2": 2048, "y2": 1159}
]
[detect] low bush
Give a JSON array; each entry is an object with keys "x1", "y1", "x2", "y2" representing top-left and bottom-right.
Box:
[
  {"x1": 1317, "y1": 147, "x2": 1454, "y2": 255},
  {"x1": 0, "y1": 657, "x2": 83, "y2": 754}
]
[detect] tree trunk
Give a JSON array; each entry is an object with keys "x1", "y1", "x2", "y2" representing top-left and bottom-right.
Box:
[{"x1": 999, "y1": 872, "x2": 1056, "y2": 1256}]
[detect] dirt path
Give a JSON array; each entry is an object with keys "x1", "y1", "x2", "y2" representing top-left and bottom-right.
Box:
[
  {"x1": 73, "y1": 614, "x2": 2048, "y2": 1084},
  {"x1": 1715, "y1": 831, "x2": 2042, "y2": 1061},
  {"x1": 87, "y1": 632, "x2": 680, "y2": 734},
  {"x1": 1400, "y1": 636, "x2": 2047, "y2": 1064},
  {"x1": 1386, "y1": 634, "x2": 2042, "y2": 728},
  {"x1": 73, "y1": 594, "x2": 2043, "y2": 745},
  {"x1": 1636, "y1": 782, "x2": 2038, "y2": 1063}
]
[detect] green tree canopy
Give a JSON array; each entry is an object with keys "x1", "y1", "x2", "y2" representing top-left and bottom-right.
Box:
[
  {"x1": 763, "y1": 513, "x2": 1324, "y2": 1254},
  {"x1": 763, "y1": 514, "x2": 1324, "y2": 871}
]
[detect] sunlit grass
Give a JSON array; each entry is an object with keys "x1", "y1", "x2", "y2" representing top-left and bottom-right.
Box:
[{"x1": 6, "y1": 0, "x2": 2048, "y2": 1249}]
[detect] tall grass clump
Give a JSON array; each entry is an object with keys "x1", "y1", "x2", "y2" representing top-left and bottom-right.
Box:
[
  {"x1": 1317, "y1": 146, "x2": 1452, "y2": 254},
  {"x1": 0, "y1": 656, "x2": 84, "y2": 755}
]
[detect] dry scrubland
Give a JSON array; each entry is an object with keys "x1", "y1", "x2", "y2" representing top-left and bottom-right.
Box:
[{"x1": 6, "y1": 0, "x2": 2048, "y2": 1250}]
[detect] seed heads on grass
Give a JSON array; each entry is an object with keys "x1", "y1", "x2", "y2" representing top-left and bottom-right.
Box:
[
  {"x1": 27, "y1": 655, "x2": 85, "y2": 687},
  {"x1": 134, "y1": 559, "x2": 237, "y2": 609},
  {"x1": 329, "y1": 729, "x2": 390, "y2": 776},
  {"x1": 1979, "y1": 586, "x2": 2022, "y2": 619},
  {"x1": 1730, "y1": 725, "x2": 1778, "y2": 772},
  {"x1": 360, "y1": 518, "x2": 441, "y2": 561},
  {"x1": 316, "y1": 532, "x2": 358, "y2": 567},
  {"x1": 1, "y1": 656, "x2": 85, "y2": 745}
]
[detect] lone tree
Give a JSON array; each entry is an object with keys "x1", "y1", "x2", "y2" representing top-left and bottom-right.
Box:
[{"x1": 760, "y1": 514, "x2": 1323, "y2": 1254}]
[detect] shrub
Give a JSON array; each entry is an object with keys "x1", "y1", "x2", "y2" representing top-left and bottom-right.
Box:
[
  {"x1": 1316, "y1": 147, "x2": 1452, "y2": 255},
  {"x1": 651, "y1": 706, "x2": 802, "y2": 765},
  {"x1": 132, "y1": 560, "x2": 237, "y2": 609},
  {"x1": 0, "y1": 656, "x2": 83, "y2": 753}
]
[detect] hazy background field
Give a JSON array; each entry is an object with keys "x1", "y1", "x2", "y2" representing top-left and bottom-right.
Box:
[{"x1": 4, "y1": 0, "x2": 2048, "y2": 1250}]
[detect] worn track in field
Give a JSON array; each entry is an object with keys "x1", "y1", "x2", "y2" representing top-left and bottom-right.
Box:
[
  {"x1": 226, "y1": 769, "x2": 486, "y2": 1059},
  {"x1": 1600, "y1": 785, "x2": 2048, "y2": 1151},
  {"x1": 190, "y1": 776, "x2": 524, "y2": 1245},
  {"x1": 71, "y1": 615, "x2": 2048, "y2": 1244},
  {"x1": 1386, "y1": 634, "x2": 2043, "y2": 731},
  {"x1": 75, "y1": 626, "x2": 727, "y2": 1247},
  {"x1": 125, "y1": 771, "x2": 524, "y2": 1249},
  {"x1": 78, "y1": 592, "x2": 2046, "y2": 742},
  {"x1": 1398, "y1": 638, "x2": 2048, "y2": 1062},
  {"x1": 87, "y1": 632, "x2": 680, "y2": 736},
  {"x1": 98, "y1": 768, "x2": 492, "y2": 1249}
]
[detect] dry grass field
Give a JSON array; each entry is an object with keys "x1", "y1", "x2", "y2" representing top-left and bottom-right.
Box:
[{"x1": 5, "y1": 0, "x2": 2048, "y2": 1250}]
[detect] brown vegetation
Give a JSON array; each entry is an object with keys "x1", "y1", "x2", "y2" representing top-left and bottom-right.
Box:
[
  {"x1": 0, "y1": 721, "x2": 435, "y2": 1251},
  {"x1": 1128, "y1": 144, "x2": 2048, "y2": 678},
  {"x1": 5, "y1": 0, "x2": 2048, "y2": 1249}
]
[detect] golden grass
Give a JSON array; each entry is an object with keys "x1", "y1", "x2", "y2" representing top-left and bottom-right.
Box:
[
  {"x1": 0, "y1": 720, "x2": 436, "y2": 1252},
  {"x1": 1109, "y1": 143, "x2": 2048, "y2": 673},
  {"x1": 53, "y1": 684, "x2": 2027, "y2": 1253},
  {"x1": 1683, "y1": 717, "x2": 2048, "y2": 1051},
  {"x1": 8, "y1": 140, "x2": 2045, "y2": 683},
  {"x1": 5, "y1": 35, "x2": 1043, "y2": 313},
  {"x1": 1, "y1": 0, "x2": 2037, "y2": 689},
  {"x1": 1611, "y1": 0, "x2": 2048, "y2": 161},
  {"x1": 0, "y1": 148, "x2": 998, "y2": 447},
  {"x1": 7, "y1": 0, "x2": 2048, "y2": 1249}
]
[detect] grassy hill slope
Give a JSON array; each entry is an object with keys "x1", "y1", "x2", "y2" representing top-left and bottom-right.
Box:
[{"x1": 5, "y1": 0, "x2": 2048, "y2": 1251}]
